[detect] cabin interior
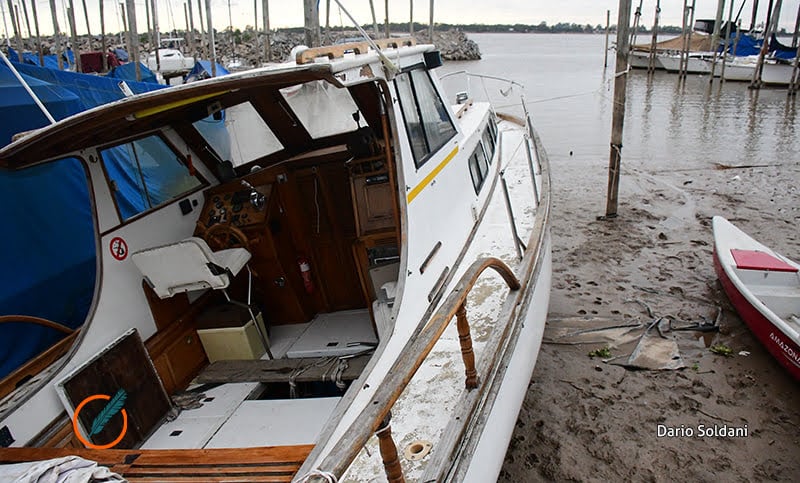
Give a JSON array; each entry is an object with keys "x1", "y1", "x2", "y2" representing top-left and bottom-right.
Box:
[{"x1": 0, "y1": 68, "x2": 413, "y2": 462}]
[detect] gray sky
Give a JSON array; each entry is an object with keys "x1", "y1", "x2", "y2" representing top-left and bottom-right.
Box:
[{"x1": 2, "y1": 1, "x2": 799, "y2": 38}]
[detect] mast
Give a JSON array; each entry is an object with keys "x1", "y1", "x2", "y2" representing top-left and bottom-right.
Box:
[{"x1": 605, "y1": 0, "x2": 633, "y2": 218}]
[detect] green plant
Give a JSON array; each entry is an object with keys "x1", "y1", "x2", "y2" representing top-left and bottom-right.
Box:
[
  {"x1": 710, "y1": 344, "x2": 734, "y2": 357},
  {"x1": 588, "y1": 347, "x2": 612, "y2": 358}
]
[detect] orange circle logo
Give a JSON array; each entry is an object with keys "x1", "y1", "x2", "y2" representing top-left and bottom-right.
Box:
[{"x1": 72, "y1": 393, "x2": 128, "y2": 449}]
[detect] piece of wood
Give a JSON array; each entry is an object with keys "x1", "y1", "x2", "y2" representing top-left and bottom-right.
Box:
[
  {"x1": 0, "y1": 445, "x2": 313, "y2": 482},
  {"x1": 296, "y1": 42, "x2": 370, "y2": 64},
  {"x1": 195, "y1": 354, "x2": 370, "y2": 384},
  {"x1": 455, "y1": 304, "x2": 479, "y2": 389},
  {"x1": 142, "y1": 280, "x2": 191, "y2": 331},
  {"x1": 376, "y1": 415, "x2": 405, "y2": 483},
  {"x1": 0, "y1": 331, "x2": 78, "y2": 400}
]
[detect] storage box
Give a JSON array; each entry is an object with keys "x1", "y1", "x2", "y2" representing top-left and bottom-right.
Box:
[{"x1": 196, "y1": 305, "x2": 267, "y2": 362}]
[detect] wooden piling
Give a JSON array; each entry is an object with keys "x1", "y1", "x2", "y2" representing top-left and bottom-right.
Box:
[
  {"x1": 67, "y1": 1, "x2": 82, "y2": 72},
  {"x1": 629, "y1": 0, "x2": 642, "y2": 49},
  {"x1": 790, "y1": 6, "x2": 800, "y2": 92},
  {"x1": 409, "y1": 0, "x2": 413, "y2": 36},
  {"x1": 196, "y1": 0, "x2": 205, "y2": 59},
  {"x1": 708, "y1": 0, "x2": 726, "y2": 81},
  {"x1": 7, "y1": 0, "x2": 22, "y2": 62},
  {"x1": 751, "y1": 0, "x2": 782, "y2": 89},
  {"x1": 384, "y1": 0, "x2": 389, "y2": 38},
  {"x1": 647, "y1": 1, "x2": 660, "y2": 73},
  {"x1": 29, "y1": 0, "x2": 43, "y2": 66},
  {"x1": 99, "y1": 0, "x2": 107, "y2": 71},
  {"x1": 125, "y1": 0, "x2": 140, "y2": 81},
  {"x1": 792, "y1": 3, "x2": 800, "y2": 48},
  {"x1": 749, "y1": 0, "x2": 760, "y2": 32},
  {"x1": 428, "y1": 0, "x2": 434, "y2": 42},
  {"x1": 369, "y1": 0, "x2": 379, "y2": 37},
  {"x1": 204, "y1": 0, "x2": 215, "y2": 76},
  {"x1": 20, "y1": 0, "x2": 31, "y2": 42},
  {"x1": 604, "y1": 10, "x2": 610, "y2": 68},
  {"x1": 49, "y1": 0, "x2": 63, "y2": 69},
  {"x1": 719, "y1": 0, "x2": 735, "y2": 81},
  {"x1": 187, "y1": 0, "x2": 196, "y2": 59},
  {"x1": 144, "y1": 0, "x2": 152, "y2": 50},
  {"x1": 80, "y1": 0, "x2": 91, "y2": 38},
  {"x1": 151, "y1": 0, "x2": 160, "y2": 70},
  {"x1": 303, "y1": 0, "x2": 320, "y2": 47},
  {"x1": 262, "y1": 0, "x2": 271, "y2": 62},
  {"x1": 604, "y1": 0, "x2": 633, "y2": 218}
]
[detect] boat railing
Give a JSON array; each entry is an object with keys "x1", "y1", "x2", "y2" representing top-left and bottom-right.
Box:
[
  {"x1": 439, "y1": 70, "x2": 527, "y2": 119},
  {"x1": 300, "y1": 115, "x2": 552, "y2": 482}
]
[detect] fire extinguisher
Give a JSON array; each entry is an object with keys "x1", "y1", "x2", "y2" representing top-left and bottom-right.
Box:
[{"x1": 297, "y1": 256, "x2": 314, "y2": 294}]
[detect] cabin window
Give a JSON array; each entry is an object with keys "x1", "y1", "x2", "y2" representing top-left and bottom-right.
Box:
[
  {"x1": 193, "y1": 102, "x2": 283, "y2": 168},
  {"x1": 280, "y1": 80, "x2": 364, "y2": 139},
  {"x1": 488, "y1": 114, "x2": 498, "y2": 142},
  {"x1": 395, "y1": 69, "x2": 457, "y2": 168},
  {"x1": 101, "y1": 135, "x2": 203, "y2": 220},
  {"x1": 468, "y1": 141, "x2": 490, "y2": 194},
  {"x1": 482, "y1": 126, "x2": 495, "y2": 163}
]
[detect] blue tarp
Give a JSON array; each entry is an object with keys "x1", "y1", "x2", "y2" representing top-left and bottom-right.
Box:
[
  {"x1": 184, "y1": 60, "x2": 230, "y2": 83},
  {"x1": 106, "y1": 61, "x2": 159, "y2": 84},
  {"x1": 0, "y1": 63, "x2": 167, "y2": 379},
  {"x1": 8, "y1": 47, "x2": 75, "y2": 70}
]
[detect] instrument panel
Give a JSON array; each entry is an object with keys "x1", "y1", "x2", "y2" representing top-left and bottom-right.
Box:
[{"x1": 199, "y1": 184, "x2": 271, "y2": 230}]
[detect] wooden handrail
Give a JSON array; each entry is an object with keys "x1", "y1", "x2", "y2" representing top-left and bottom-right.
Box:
[{"x1": 0, "y1": 315, "x2": 74, "y2": 334}]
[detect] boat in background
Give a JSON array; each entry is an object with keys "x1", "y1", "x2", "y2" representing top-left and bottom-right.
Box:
[{"x1": 712, "y1": 216, "x2": 800, "y2": 380}]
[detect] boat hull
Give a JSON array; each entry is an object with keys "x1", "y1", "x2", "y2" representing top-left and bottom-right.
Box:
[{"x1": 712, "y1": 217, "x2": 800, "y2": 381}]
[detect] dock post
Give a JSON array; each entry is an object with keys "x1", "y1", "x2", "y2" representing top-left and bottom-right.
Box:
[
  {"x1": 7, "y1": 0, "x2": 22, "y2": 62},
  {"x1": 204, "y1": 0, "x2": 215, "y2": 76},
  {"x1": 100, "y1": 0, "x2": 107, "y2": 71},
  {"x1": 27, "y1": 0, "x2": 43, "y2": 66},
  {"x1": 67, "y1": 1, "x2": 82, "y2": 73},
  {"x1": 604, "y1": 0, "x2": 633, "y2": 218},
  {"x1": 790, "y1": 7, "x2": 800, "y2": 93},
  {"x1": 604, "y1": 10, "x2": 610, "y2": 68},
  {"x1": 428, "y1": 0, "x2": 434, "y2": 42},
  {"x1": 303, "y1": 0, "x2": 320, "y2": 47},
  {"x1": 384, "y1": 0, "x2": 389, "y2": 38},
  {"x1": 369, "y1": 0, "x2": 379, "y2": 37},
  {"x1": 708, "y1": 0, "x2": 726, "y2": 81},
  {"x1": 751, "y1": 0, "x2": 782, "y2": 89},
  {"x1": 262, "y1": 0, "x2": 271, "y2": 62},
  {"x1": 719, "y1": 1, "x2": 735, "y2": 82},
  {"x1": 125, "y1": 0, "x2": 140, "y2": 81},
  {"x1": 647, "y1": 1, "x2": 660, "y2": 73}
]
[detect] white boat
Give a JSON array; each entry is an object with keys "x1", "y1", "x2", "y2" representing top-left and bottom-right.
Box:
[
  {"x1": 629, "y1": 50, "x2": 664, "y2": 70},
  {"x1": 0, "y1": 37, "x2": 551, "y2": 482},
  {"x1": 658, "y1": 52, "x2": 715, "y2": 74},
  {"x1": 145, "y1": 48, "x2": 195, "y2": 75},
  {"x1": 713, "y1": 56, "x2": 799, "y2": 85},
  {"x1": 712, "y1": 217, "x2": 800, "y2": 381}
]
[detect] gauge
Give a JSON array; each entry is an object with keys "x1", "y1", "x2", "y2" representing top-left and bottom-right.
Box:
[{"x1": 232, "y1": 203, "x2": 242, "y2": 213}]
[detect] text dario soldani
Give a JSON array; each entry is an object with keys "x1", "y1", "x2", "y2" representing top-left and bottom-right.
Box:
[{"x1": 657, "y1": 423, "x2": 748, "y2": 438}]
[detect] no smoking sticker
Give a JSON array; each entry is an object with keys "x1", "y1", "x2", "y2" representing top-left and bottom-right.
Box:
[{"x1": 109, "y1": 237, "x2": 128, "y2": 261}]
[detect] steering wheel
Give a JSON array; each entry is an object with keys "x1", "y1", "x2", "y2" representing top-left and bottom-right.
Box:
[{"x1": 204, "y1": 223, "x2": 251, "y2": 251}]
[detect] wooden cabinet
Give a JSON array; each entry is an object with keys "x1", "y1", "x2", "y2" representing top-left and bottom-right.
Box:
[{"x1": 349, "y1": 157, "x2": 395, "y2": 236}]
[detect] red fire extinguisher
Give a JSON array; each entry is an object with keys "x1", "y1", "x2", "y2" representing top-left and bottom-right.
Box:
[{"x1": 297, "y1": 256, "x2": 314, "y2": 294}]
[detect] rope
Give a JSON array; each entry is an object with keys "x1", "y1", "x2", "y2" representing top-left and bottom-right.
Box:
[{"x1": 295, "y1": 469, "x2": 338, "y2": 483}]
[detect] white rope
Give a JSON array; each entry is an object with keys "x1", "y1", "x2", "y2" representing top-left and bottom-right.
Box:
[{"x1": 295, "y1": 469, "x2": 338, "y2": 483}]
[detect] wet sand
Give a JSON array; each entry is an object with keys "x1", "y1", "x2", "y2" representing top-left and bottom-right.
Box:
[{"x1": 500, "y1": 156, "x2": 800, "y2": 480}]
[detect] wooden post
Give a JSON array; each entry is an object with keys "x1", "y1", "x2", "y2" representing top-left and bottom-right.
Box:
[
  {"x1": 99, "y1": 0, "x2": 107, "y2": 71},
  {"x1": 67, "y1": 1, "x2": 82, "y2": 72},
  {"x1": 683, "y1": 0, "x2": 697, "y2": 77},
  {"x1": 144, "y1": 0, "x2": 152, "y2": 51},
  {"x1": 647, "y1": 1, "x2": 660, "y2": 72},
  {"x1": 428, "y1": 0, "x2": 434, "y2": 42},
  {"x1": 252, "y1": 0, "x2": 257, "y2": 60},
  {"x1": 751, "y1": 0, "x2": 781, "y2": 89},
  {"x1": 184, "y1": 2, "x2": 191, "y2": 55},
  {"x1": 604, "y1": 0, "x2": 633, "y2": 218},
  {"x1": 196, "y1": 0, "x2": 205, "y2": 59},
  {"x1": 720, "y1": 0, "x2": 734, "y2": 81},
  {"x1": 187, "y1": 0, "x2": 196, "y2": 60},
  {"x1": 384, "y1": 0, "x2": 389, "y2": 38},
  {"x1": 49, "y1": 0, "x2": 63, "y2": 69},
  {"x1": 262, "y1": 0, "x2": 270, "y2": 62},
  {"x1": 325, "y1": 0, "x2": 330, "y2": 41},
  {"x1": 455, "y1": 303, "x2": 479, "y2": 389},
  {"x1": 303, "y1": 0, "x2": 320, "y2": 47},
  {"x1": 375, "y1": 413, "x2": 405, "y2": 483},
  {"x1": 604, "y1": 10, "x2": 610, "y2": 68},
  {"x1": 369, "y1": 0, "x2": 379, "y2": 37},
  {"x1": 7, "y1": 0, "x2": 22, "y2": 61},
  {"x1": 791, "y1": 19, "x2": 800, "y2": 92},
  {"x1": 204, "y1": 0, "x2": 215, "y2": 76},
  {"x1": 708, "y1": 0, "x2": 725, "y2": 80},
  {"x1": 125, "y1": 0, "x2": 140, "y2": 81},
  {"x1": 21, "y1": 0, "x2": 31, "y2": 41},
  {"x1": 409, "y1": 0, "x2": 413, "y2": 36},
  {"x1": 119, "y1": 1, "x2": 128, "y2": 53},
  {"x1": 80, "y1": 0, "x2": 91, "y2": 37},
  {"x1": 29, "y1": 0, "x2": 43, "y2": 66},
  {"x1": 792, "y1": 3, "x2": 800, "y2": 48}
]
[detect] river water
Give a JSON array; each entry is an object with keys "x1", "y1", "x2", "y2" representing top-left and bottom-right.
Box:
[{"x1": 439, "y1": 33, "x2": 800, "y2": 172}]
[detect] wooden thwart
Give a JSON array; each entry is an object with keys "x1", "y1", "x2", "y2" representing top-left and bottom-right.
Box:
[
  {"x1": 296, "y1": 37, "x2": 417, "y2": 64},
  {"x1": 195, "y1": 354, "x2": 370, "y2": 384},
  {"x1": 0, "y1": 445, "x2": 314, "y2": 482}
]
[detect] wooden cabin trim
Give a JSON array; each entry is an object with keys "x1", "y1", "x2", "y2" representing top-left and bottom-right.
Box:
[
  {"x1": 0, "y1": 332, "x2": 79, "y2": 401},
  {"x1": 0, "y1": 445, "x2": 314, "y2": 482}
]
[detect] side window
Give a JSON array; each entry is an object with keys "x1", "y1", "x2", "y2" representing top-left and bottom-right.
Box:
[
  {"x1": 395, "y1": 68, "x2": 457, "y2": 168},
  {"x1": 468, "y1": 142, "x2": 489, "y2": 195},
  {"x1": 482, "y1": 127, "x2": 495, "y2": 163},
  {"x1": 100, "y1": 135, "x2": 203, "y2": 220}
]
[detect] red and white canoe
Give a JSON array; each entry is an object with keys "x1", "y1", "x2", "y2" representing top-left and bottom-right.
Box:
[{"x1": 712, "y1": 216, "x2": 800, "y2": 381}]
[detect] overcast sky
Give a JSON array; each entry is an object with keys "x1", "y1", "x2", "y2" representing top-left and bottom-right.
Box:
[{"x1": 2, "y1": 1, "x2": 799, "y2": 38}]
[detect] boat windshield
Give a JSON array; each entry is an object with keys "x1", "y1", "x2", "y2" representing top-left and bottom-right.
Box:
[{"x1": 279, "y1": 80, "x2": 364, "y2": 139}]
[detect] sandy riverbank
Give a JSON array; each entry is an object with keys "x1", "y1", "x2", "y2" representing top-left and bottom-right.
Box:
[{"x1": 500, "y1": 157, "x2": 800, "y2": 481}]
